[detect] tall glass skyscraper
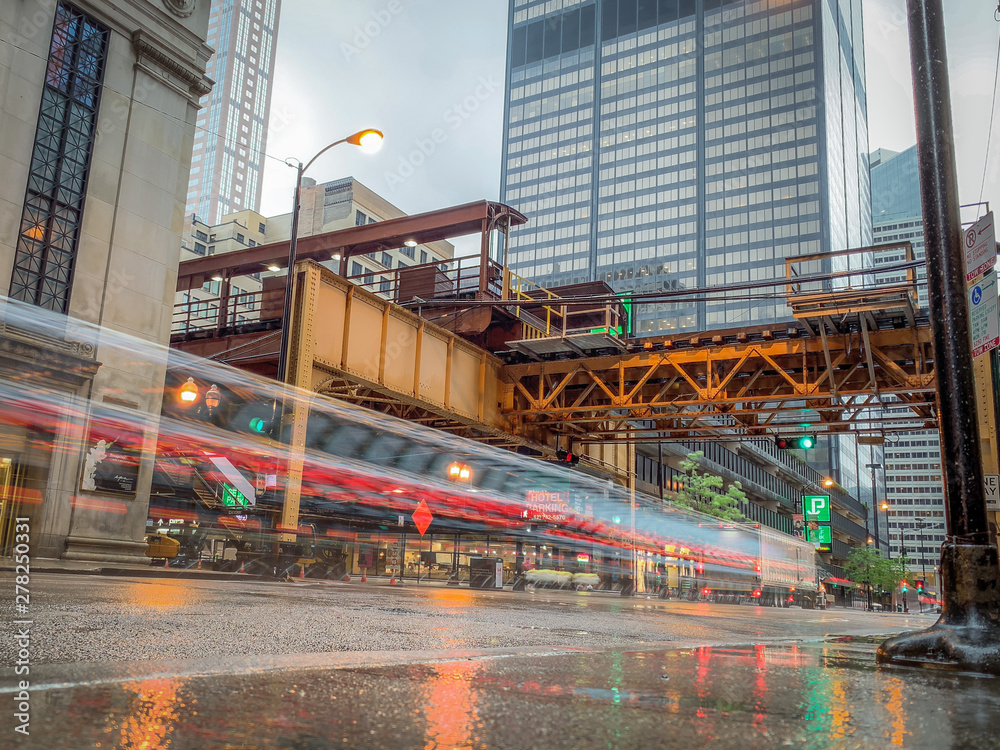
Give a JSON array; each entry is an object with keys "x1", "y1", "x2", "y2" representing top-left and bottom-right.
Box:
[
  {"x1": 187, "y1": 0, "x2": 281, "y2": 224},
  {"x1": 870, "y1": 144, "x2": 945, "y2": 587},
  {"x1": 500, "y1": 0, "x2": 871, "y2": 335}
]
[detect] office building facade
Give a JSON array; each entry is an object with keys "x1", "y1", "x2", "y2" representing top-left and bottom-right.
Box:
[
  {"x1": 500, "y1": 0, "x2": 870, "y2": 335},
  {"x1": 186, "y1": 0, "x2": 280, "y2": 224},
  {"x1": 870, "y1": 144, "x2": 945, "y2": 590}
]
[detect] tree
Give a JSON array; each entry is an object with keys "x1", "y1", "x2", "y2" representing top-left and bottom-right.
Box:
[
  {"x1": 845, "y1": 547, "x2": 911, "y2": 595},
  {"x1": 674, "y1": 452, "x2": 747, "y2": 522}
]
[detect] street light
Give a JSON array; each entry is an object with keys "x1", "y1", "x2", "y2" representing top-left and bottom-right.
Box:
[
  {"x1": 204, "y1": 384, "x2": 222, "y2": 416},
  {"x1": 866, "y1": 463, "x2": 883, "y2": 552},
  {"x1": 892, "y1": 530, "x2": 909, "y2": 613},
  {"x1": 914, "y1": 517, "x2": 934, "y2": 612},
  {"x1": 276, "y1": 128, "x2": 384, "y2": 384}
]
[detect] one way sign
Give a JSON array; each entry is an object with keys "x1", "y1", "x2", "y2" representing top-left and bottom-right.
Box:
[{"x1": 986, "y1": 474, "x2": 999, "y2": 511}]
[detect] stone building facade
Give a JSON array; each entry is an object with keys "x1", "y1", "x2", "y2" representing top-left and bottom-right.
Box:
[{"x1": 0, "y1": 0, "x2": 211, "y2": 561}]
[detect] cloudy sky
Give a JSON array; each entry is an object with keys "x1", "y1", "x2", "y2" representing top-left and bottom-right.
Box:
[{"x1": 258, "y1": 0, "x2": 1000, "y2": 237}]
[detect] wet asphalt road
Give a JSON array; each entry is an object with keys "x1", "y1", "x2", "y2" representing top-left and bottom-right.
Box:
[
  {"x1": 3, "y1": 573, "x2": 998, "y2": 749},
  {"x1": 0, "y1": 573, "x2": 933, "y2": 664}
]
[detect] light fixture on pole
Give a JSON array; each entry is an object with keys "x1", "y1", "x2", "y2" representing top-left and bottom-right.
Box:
[
  {"x1": 179, "y1": 377, "x2": 198, "y2": 404},
  {"x1": 277, "y1": 128, "x2": 384, "y2": 385},
  {"x1": 204, "y1": 384, "x2": 222, "y2": 416}
]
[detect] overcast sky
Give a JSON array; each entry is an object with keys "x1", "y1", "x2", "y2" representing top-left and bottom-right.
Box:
[{"x1": 258, "y1": 0, "x2": 1000, "y2": 239}]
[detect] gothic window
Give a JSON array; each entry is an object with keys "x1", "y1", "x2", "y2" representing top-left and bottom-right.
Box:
[{"x1": 9, "y1": 3, "x2": 109, "y2": 312}]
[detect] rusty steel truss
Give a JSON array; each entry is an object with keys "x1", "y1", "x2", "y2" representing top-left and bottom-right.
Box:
[{"x1": 501, "y1": 243, "x2": 937, "y2": 445}]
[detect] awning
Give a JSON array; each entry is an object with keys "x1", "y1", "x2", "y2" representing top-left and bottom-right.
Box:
[{"x1": 205, "y1": 454, "x2": 256, "y2": 506}]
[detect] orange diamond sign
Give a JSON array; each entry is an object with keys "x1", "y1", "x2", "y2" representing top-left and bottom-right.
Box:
[{"x1": 412, "y1": 500, "x2": 433, "y2": 536}]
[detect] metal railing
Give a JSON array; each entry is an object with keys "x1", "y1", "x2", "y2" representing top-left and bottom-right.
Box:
[
  {"x1": 345, "y1": 254, "x2": 504, "y2": 304},
  {"x1": 172, "y1": 291, "x2": 267, "y2": 336}
]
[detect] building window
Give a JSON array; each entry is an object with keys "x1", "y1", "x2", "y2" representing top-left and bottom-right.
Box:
[
  {"x1": 381, "y1": 252, "x2": 392, "y2": 267},
  {"x1": 258, "y1": 222, "x2": 265, "y2": 234},
  {"x1": 236, "y1": 233, "x2": 245, "y2": 243},
  {"x1": 193, "y1": 242, "x2": 207, "y2": 255},
  {"x1": 207, "y1": 245, "x2": 216, "y2": 255},
  {"x1": 9, "y1": 2, "x2": 109, "y2": 312},
  {"x1": 420, "y1": 250, "x2": 428, "y2": 264},
  {"x1": 401, "y1": 245, "x2": 415, "y2": 260},
  {"x1": 351, "y1": 261, "x2": 363, "y2": 277},
  {"x1": 248, "y1": 239, "x2": 256, "y2": 247},
  {"x1": 356, "y1": 210, "x2": 368, "y2": 226},
  {"x1": 195, "y1": 230, "x2": 208, "y2": 241}
]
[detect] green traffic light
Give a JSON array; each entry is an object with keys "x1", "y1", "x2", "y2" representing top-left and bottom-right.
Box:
[
  {"x1": 799, "y1": 436, "x2": 815, "y2": 449},
  {"x1": 249, "y1": 417, "x2": 268, "y2": 434}
]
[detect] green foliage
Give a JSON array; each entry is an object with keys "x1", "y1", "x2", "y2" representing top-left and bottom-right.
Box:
[
  {"x1": 845, "y1": 546, "x2": 911, "y2": 591},
  {"x1": 675, "y1": 451, "x2": 747, "y2": 522}
]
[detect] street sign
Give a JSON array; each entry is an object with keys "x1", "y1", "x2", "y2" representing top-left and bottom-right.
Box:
[
  {"x1": 412, "y1": 500, "x2": 433, "y2": 536},
  {"x1": 965, "y1": 211, "x2": 996, "y2": 283},
  {"x1": 969, "y1": 273, "x2": 1000, "y2": 357},
  {"x1": 986, "y1": 474, "x2": 1000, "y2": 511},
  {"x1": 802, "y1": 494, "x2": 831, "y2": 523},
  {"x1": 805, "y1": 525, "x2": 832, "y2": 544}
]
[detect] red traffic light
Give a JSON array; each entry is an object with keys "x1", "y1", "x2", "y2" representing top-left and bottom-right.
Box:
[{"x1": 555, "y1": 449, "x2": 580, "y2": 465}]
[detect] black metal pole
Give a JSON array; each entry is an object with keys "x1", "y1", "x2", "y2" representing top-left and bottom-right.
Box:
[
  {"x1": 879, "y1": 0, "x2": 1000, "y2": 673},
  {"x1": 868, "y1": 463, "x2": 881, "y2": 549},
  {"x1": 657, "y1": 441, "x2": 664, "y2": 501},
  {"x1": 907, "y1": 3, "x2": 989, "y2": 544},
  {"x1": 276, "y1": 163, "x2": 304, "y2": 385}
]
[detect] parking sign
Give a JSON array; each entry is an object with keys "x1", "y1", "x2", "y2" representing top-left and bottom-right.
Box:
[{"x1": 802, "y1": 494, "x2": 831, "y2": 523}]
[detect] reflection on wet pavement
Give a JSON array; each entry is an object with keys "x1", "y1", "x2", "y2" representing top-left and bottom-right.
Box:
[{"x1": 18, "y1": 640, "x2": 1000, "y2": 749}]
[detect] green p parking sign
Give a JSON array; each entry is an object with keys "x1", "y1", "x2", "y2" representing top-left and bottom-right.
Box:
[{"x1": 802, "y1": 494, "x2": 830, "y2": 522}]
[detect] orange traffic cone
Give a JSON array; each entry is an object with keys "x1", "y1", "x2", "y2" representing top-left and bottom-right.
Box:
[
  {"x1": 197, "y1": 559, "x2": 202, "y2": 571},
  {"x1": 361, "y1": 569, "x2": 367, "y2": 583},
  {"x1": 238, "y1": 561, "x2": 245, "y2": 574},
  {"x1": 389, "y1": 569, "x2": 396, "y2": 585},
  {"x1": 343, "y1": 573, "x2": 351, "y2": 582},
  {"x1": 163, "y1": 558, "x2": 169, "y2": 569},
  {"x1": 299, "y1": 564, "x2": 306, "y2": 579}
]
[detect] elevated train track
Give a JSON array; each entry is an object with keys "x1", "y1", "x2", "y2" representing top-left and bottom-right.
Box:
[{"x1": 172, "y1": 202, "x2": 934, "y2": 456}]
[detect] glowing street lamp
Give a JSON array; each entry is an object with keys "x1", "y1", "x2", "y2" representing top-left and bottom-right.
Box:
[
  {"x1": 277, "y1": 128, "x2": 384, "y2": 385},
  {"x1": 179, "y1": 377, "x2": 198, "y2": 404}
]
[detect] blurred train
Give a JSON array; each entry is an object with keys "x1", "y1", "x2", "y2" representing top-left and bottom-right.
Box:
[{"x1": 0, "y1": 297, "x2": 818, "y2": 604}]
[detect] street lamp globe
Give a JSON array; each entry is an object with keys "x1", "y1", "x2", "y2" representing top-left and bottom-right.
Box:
[
  {"x1": 179, "y1": 377, "x2": 198, "y2": 403},
  {"x1": 346, "y1": 128, "x2": 384, "y2": 153}
]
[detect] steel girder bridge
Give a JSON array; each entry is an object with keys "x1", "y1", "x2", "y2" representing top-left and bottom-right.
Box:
[
  {"x1": 502, "y1": 246, "x2": 934, "y2": 447},
  {"x1": 171, "y1": 200, "x2": 934, "y2": 458}
]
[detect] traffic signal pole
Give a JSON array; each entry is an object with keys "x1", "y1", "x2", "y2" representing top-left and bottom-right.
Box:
[{"x1": 877, "y1": 0, "x2": 1000, "y2": 674}]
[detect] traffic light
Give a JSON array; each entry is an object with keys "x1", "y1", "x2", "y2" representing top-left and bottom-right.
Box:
[
  {"x1": 901, "y1": 580, "x2": 908, "y2": 593},
  {"x1": 775, "y1": 434, "x2": 817, "y2": 450},
  {"x1": 915, "y1": 579, "x2": 924, "y2": 593},
  {"x1": 249, "y1": 416, "x2": 273, "y2": 435},
  {"x1": 235, "y1": 402, "x2": 276, "y2": 436},
  {"x1": 555, "y1": 449, "x2": 580, "y2": 465}
]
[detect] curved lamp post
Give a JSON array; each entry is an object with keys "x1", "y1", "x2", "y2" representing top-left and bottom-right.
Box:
[{"x1": 277, "y1": 129, "x2": 384, "y2": 384}]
